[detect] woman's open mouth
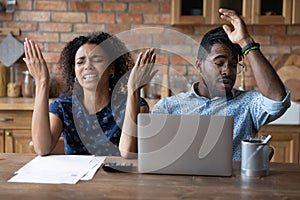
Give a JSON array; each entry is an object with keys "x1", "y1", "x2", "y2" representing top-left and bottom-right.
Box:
[{"x1": 83, "y1": 74, "x2": 98, "y2": 80}]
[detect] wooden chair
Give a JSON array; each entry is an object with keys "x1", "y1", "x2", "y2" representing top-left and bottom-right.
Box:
[{"x1": 272, "y1": 53, "x2": 300, "y2": 101}]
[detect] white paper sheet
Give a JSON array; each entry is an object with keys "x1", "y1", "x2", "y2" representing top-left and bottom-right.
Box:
[
  {"x1": 80, "y1": 156, "x2": 105, "y2": 181},
  {"x1": 8, "y1": 155, "x2": 105, "y2": 184}
]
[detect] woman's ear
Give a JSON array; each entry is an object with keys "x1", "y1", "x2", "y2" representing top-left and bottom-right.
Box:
[
  {"x1": 195, "y1": 59, "x2": 202, "y2": 73},
  {"x1": 110, "y1": 65, "x2": 115, "y2": 76}
]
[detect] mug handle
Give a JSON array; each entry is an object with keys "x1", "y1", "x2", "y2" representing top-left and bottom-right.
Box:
[{"x1": 269, "y1": 145, "x2": 275, "y2": 161}]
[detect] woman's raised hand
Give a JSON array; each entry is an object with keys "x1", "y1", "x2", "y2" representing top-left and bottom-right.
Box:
[
  {"x1": 23, "y1": 38, "x2": 50, "y2": 83},
  {"x1": 128, "y1": 48, "x2": 157, "y2": 94}
]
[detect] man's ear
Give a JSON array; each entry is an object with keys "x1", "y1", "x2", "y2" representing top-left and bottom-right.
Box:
[{"x1": 195, "y1": 59, "x2": 202, "y2": 73}]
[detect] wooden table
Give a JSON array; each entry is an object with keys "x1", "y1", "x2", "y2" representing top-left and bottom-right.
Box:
[{"x1": 1, "y1": 153, "x2": 300, "y2": 199}]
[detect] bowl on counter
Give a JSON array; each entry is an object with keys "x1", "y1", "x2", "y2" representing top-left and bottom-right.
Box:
[{"x1": 270, "y1": 101, "x2": 300, "y2": 125}]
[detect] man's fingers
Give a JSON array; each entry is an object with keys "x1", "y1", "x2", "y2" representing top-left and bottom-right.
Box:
[{"x1": 222, "y1": 25, "x2": 232, "y2": 35}]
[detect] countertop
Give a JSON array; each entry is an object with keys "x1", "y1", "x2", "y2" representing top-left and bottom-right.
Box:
[
  {"x1": 270, "y1": 101, "x2": 300, "y2": 125},
  {"x1": 0, "y1": 97, "x2": 34, "y2": 110}
]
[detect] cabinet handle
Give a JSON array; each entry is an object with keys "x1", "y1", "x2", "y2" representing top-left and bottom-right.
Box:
[
  {"x1": 5, "y1": 131, "x2": 11, "y2": 136},
  {"x1": 0, "y1": 117, "x2": 14, "y2": 122}
]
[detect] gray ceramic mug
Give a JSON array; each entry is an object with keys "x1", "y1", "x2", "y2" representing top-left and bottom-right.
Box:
[{"x1": 241, "y1": 138, "x2": 270, "y2": 177}]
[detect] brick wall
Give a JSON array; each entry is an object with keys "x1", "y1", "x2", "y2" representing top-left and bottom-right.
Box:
[{"x1": 1, "y1": 0, "x2": 300, "y2": 92}]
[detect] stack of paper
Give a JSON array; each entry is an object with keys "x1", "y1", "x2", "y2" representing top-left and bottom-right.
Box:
[{"x1": 8, "y1": 155, "x2": 105, "y2": 184}]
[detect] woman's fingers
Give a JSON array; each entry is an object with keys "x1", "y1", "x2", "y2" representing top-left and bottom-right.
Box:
[
  {"x1": 136, "y1": 52, "x2": 143, "y2": 67},
  {"x1": 146, "y1": 48, "x2": 155, "y2": 64},
  {"x1": 35, "y1": 43, "x2": 43, "y2": 60},
  {"x1": 131, "y1": 48, "x2": 156, "y2": 87},
  {"x1": 24, "y1": 38, "x2": 31, "y2": 61},
  {"x1": 27, "y1": 39, "x2": 35, "y2": 59}
]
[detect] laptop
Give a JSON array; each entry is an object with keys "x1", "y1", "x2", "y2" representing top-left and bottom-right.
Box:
[{"x1": 137, "y1": 113, "x2": 233, "y2": 176}]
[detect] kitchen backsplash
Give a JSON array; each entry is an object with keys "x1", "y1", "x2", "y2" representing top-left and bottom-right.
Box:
[{"x1": 0, "y1": 0, "x2": 299, "y2": 93}]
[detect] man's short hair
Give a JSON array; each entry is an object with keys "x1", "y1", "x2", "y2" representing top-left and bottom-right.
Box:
[{"x1": 197, "y1": 27, "x2": 242, "y2": 61}]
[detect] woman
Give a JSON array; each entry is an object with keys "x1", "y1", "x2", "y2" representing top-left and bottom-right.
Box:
[{"x1": 23, "y1": 32, "x2": 156, "y2": 158}]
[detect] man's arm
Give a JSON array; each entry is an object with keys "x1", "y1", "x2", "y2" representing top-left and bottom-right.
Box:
[{"x1": 219, "y1": 8, "x2": 286, "y2": 101}]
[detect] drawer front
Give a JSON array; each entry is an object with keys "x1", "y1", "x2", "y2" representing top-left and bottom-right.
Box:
[{"x1": 0, "y1": 111, "x2": 32, "y2": 129}]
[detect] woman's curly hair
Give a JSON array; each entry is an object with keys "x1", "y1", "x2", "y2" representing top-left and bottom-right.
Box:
[{"x1": 58, "y1": 32, "x2": 134, "y2": 96}]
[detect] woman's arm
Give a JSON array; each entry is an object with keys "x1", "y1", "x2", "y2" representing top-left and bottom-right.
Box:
[
  {"x1": 119, "y1": 49, "x2": 156, "y2": 158},
  {"x1": 23, "y1": 38, "x2": 62, "y2": 155}
]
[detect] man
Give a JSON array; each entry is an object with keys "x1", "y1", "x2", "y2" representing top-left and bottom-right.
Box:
[{"x1": 152, "y1": 8, "x2": 290, "y2": 160}]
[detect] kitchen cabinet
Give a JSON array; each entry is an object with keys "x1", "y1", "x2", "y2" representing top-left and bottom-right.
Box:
[
  {"x1": 0, "y1": 98, "x2": 63, "y2": 154},
  {"x1": 251, "y1": 0, "x2": 293, "y2": 24},
  {"x1": 171, "y1": 0, "x2": 300, "y2": 25},
  {"x1": 2, "y1": 129, "x2": 32, "y2": 153},
  {"x1": 258, "y1": 125, "x2": 300, "y2": 163},
  {"x1": 0, "y1": 98, "x2": 33, "y2": 153}
]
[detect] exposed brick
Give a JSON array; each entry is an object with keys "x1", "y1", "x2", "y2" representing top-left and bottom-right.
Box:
[
  {"x1": 3, "y1": 0, "x2": 300, "y2": 92},
  {"x1": 117, "y1": 13, "x2": 142, "y2": 24},
  {"x1": 16, "y1": 0, "x2": 33, "y2": 10},
  {"x1": 88, "y1": 13, "x2": 115, "y2": 24},
  {"x1": 245, "y1": 25, "x2": 255, "y2": 35},
  {"x1": 43, "y1": 52, "x2": 60, "y2": 64},
  {"x1": 189, "y1": 35, "x2": 203, "y2": 43},
  {"x1": 70, "y1": 1, "x2": 102, "y2": 12},
  {"x1": 152, "y1": 0, "x2": 170, "y2": 2},
  {"x1": 39, "y1": 23, "x2": 72, "y2": 32},
  {"x1": 144, "y1": 14, "x2": 170, "y2": 24},
  {"x1": 0, "y1": 12, "x2": 13, "y2": 21},
  {"x1": 287, "y1": 25, "x2": 300, "y2": 35},
  {"x1": 169, "y1": 65, "x2": 187, "y2": 75},
  {"x1": 194, "y1": 26, "x2": 215, "y2": 35},
  {"x1": 107, "y1": 24, "x2": 131, "y2": 34},
  {"x1": 129, "y1": 3, "x2": 159, "y2": 13},
  {"x1": 27, "y1": 33, "x2": 59, "y2": 42},
  {"x1": 155, "y1": 55, "x2": 169, "y2": 65},
  {"x1": 4, "y1": 22, "x2": 38, "y2": 31},
  {"x1": 35, "y1": 1, "x2": 67, "y2": 11},
  {"x1": 60, "y1": 33, "x2": 82, "y2": 43},
  {"x1": 74, "y1": 24, "x2": 106, "y2": 33},
  {"x1": 153, "y1": 34, "x2": 186, "y2": 45},
  {"x1": 118, "y1": 0, "x2": 152, "y2": 2},
  {"x1": 45, "y1": 43, "x2": 66, "y2": 52},
  {"x1": 161, "y1": 3, "x2": 171, "y2": 13},
  {"x1": 121, "y1": 34, "x2": 152, "y2": 45},
  {"x1": 160, "y1": 44, "x2": 192, "y2": 56},
  {"x1": 273, "y1": 36, "x2": 300, "y2": 45},
  {"x1": 15, "y1": 11, "x2": 50, "y2": 22},
  {"x1": 52, "y1": 12, "x2": 86, "y2": 23},
  {"x1": 131, "y1": 25, "x2": 165, "y2": 34},
  {"x1": 261, "y1": 45, "x2": 291, "y2": 55},
  {"x1": 253, "y1": 25, "x2": 286, "y2": 35},
  {"x1": 252, "y1": 35, "x2": 271, "y2": 45},
  {"x1": 170, "y1": 55, "x2": 190, "y2": 65},
  {"x1": 104, "y1": 2, "x2": 127, "y2": 12},
  {"x1": 170, "y1": 26, "x2": 195, "y2": 35},
  {"x1": 185, "y1": 55, "x2": 197, "y2": 65}
]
